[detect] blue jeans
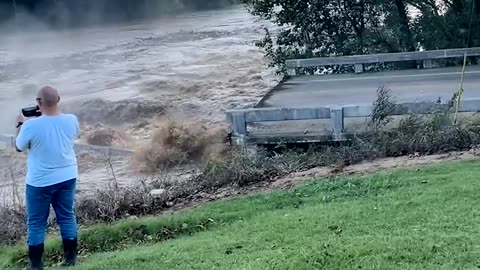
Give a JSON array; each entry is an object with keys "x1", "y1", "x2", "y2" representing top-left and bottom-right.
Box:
[{"x1": 26, "y1": 179, "x2": 78, "y2": 246}]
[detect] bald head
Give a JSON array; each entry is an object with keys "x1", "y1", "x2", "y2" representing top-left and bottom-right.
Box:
[{"x1": 37, "y1": 86, "x2": 60, "y2": 107}]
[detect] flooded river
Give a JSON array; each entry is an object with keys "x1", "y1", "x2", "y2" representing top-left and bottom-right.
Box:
[
  {"x1": 0, "y1": 6, "x2": 278, "y2": 135},
  {"x1": 0, "y1": 6, "x2": 279, "y2": 202}
]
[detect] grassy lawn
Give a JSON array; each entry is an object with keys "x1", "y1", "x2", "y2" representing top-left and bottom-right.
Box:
[{"x1": 3, "y1": 159, "x2": 480, "y2": 269}]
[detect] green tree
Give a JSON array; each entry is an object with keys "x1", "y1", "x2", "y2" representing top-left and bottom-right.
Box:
[
  {"x1": 244, "y1": 0, "x2": 480, "y2": 72},
  {"x1": 412, "y1": 0, "x2": 479, "y2": 50}
]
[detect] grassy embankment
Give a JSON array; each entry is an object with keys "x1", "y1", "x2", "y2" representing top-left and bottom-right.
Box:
[{"x1": 2, "y1": 159, "x2": 480, "y2": 269}]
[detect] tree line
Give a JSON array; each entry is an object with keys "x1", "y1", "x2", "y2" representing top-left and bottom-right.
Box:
[
  {"x1": 0, "y1": 0, "x2": 239, "y2": 27},
  {"x1": 242, "y1": 0, "x2": 480, "y2": 72}
]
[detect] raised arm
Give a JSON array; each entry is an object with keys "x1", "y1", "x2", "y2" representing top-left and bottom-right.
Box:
[{"x1": 15, "y1": 113, "x2": 31, "y2": 152}]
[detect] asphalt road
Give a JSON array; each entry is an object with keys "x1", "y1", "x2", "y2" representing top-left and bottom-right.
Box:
[{"x1": 260, "y1": 66, "x2": 480, "y2": 108}]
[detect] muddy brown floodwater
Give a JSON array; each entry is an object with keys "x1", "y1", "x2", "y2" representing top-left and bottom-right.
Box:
[
  {"x1": 0, "y1": 6, "x2": 279, "y2": 134},
  {"x1": 0, "y1": 6, "x2": 281, "y2": 201}
]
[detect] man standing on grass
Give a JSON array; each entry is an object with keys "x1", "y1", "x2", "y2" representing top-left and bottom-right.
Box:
[{"x1": 15, "y1": 86, "x2": 79, "y2": 270}]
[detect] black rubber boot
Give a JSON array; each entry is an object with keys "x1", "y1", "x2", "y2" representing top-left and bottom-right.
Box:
[
  {"x1": 61, "y1": 238, "x2": 77, "y2": 267},
  {"x1": 28, "y1": 244, "x2": 44, "y2": 270}
]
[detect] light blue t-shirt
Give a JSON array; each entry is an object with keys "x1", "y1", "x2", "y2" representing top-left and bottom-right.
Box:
[{"x1": 15, "y1": 114, "x2": 79, "y2": 187}]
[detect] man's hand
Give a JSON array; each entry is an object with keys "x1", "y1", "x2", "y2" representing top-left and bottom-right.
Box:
[
  {"x1": 16, "y1": 113, "x2": 26, "y2": 127},
  {"x1": 14, "y1": 113, "x2": 27, "y2": 152}
]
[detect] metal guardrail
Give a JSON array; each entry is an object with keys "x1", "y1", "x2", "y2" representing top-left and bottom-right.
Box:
[
  {"x1": 226, "y1": 99, "x2": 480, "y2": 145},
  {"x1": 0, "y1": 134, "x2": 133, "y2": 156},
  {"x1": 286, "y1": 47, "x2": 480, "y2": 75}
]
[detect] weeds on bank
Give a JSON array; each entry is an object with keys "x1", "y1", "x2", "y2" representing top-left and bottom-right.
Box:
[{"x1": 0, "y1": 161, "x2": 26, "y2": 246}]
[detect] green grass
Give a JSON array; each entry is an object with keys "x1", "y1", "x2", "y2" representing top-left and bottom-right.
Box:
[{"x1": 3, "y1": 160, "x2": 480, "y2": 269}]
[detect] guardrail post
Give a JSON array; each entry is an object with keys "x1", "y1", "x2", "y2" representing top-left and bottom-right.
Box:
[
  {"x1": 423, "y1": 59, "x2": 433, "y2": 69},
  {"x1": 354, "y1": 63, "x2": 364, "y2": 73},
  {"x1": 230, "y1": 111, "x2": 247, "y2": 136},
  {"x1": 330, "y1": 107, "x2": 345, "y2": 141},
  {"x1": 287, "y1": 67, "x2": 297, "y2": 76}
]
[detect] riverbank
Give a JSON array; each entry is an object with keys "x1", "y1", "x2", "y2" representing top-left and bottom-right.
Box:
[
  {"x1": 3, "y1": 95, "x2": 480, "y2": 243},
  {"x1": 2, "y1": 158, "x2": 479, "y2": 269}
]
